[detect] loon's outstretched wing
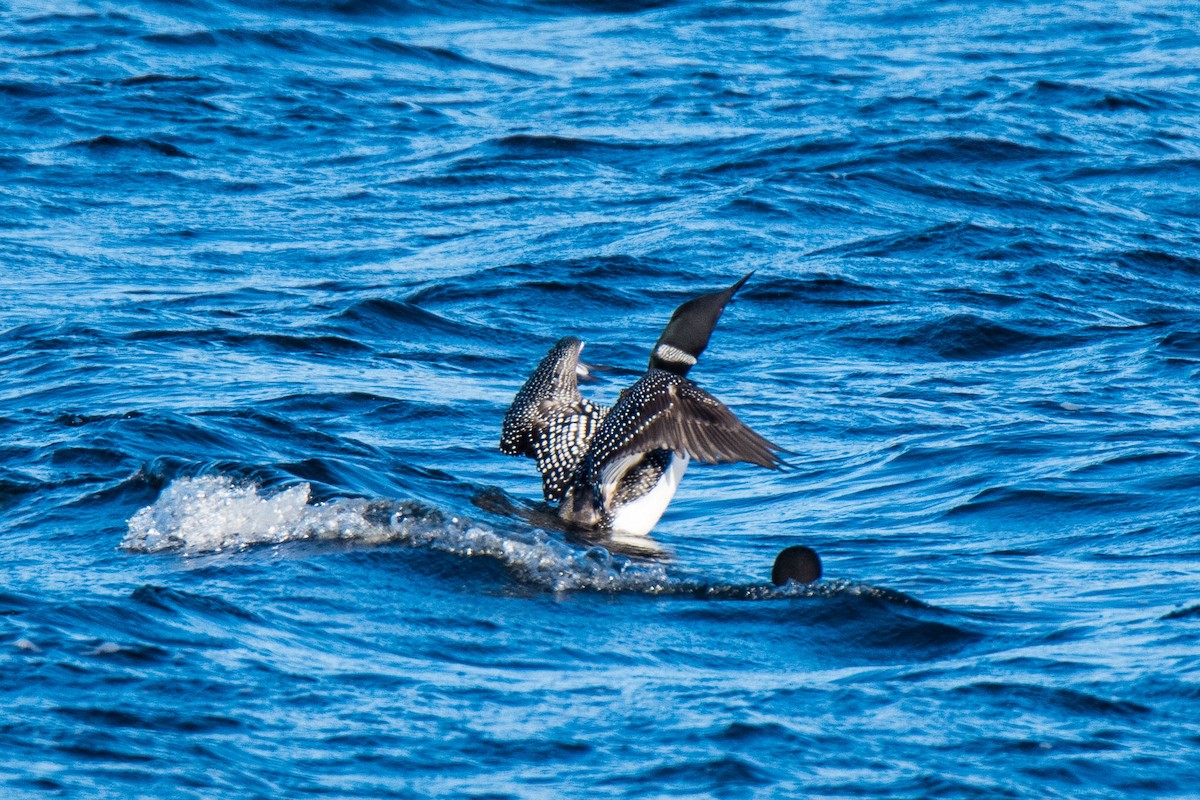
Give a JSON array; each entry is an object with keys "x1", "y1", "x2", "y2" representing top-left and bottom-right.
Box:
[
  {"x1": 580, "y1": 369, "x2": 784, "y2": 478},
  {"x1": 500, "y1": 337, "x2": 608, "y2": 503}
]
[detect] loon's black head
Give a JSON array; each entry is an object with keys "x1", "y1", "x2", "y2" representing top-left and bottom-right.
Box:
[
  {"x1": 772, "y1": 545, "x2": 822, "y2": 586},
  {"x1": 648, "y1": 272, "x2": 752, "y2": 376}
]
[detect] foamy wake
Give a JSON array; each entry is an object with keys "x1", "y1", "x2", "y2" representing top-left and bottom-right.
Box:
[{"x1": 123, "y1": 477, "x2": 674, "y2": 593}]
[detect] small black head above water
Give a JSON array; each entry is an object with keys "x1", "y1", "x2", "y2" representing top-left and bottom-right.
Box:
[
  {"x1": 648, "y1": 272, "x2": 752, "y2": 376},
  {"x1": 771, "y1": 545, "x2": 822, "y2": 586}
]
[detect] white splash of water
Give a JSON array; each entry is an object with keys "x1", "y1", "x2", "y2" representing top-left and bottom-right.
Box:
[
  {"x1": 123, "y1": 476, "x2": 674, "y2": 593},
  {"x1": 124, "y1": 476, "x2": 323, "y2": 554}
]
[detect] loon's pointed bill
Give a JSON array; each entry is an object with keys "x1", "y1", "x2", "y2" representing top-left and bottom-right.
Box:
[{"x1": 500, "y1": 337, "x2": 608, "y2": 504}]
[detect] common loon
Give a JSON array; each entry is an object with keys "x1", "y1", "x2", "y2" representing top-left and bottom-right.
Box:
[{"x1": 500, "y1": 273, "x2": 783, "y2": 537}]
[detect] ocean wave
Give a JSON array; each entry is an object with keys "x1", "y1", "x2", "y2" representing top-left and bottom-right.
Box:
[
  {"x1": 743, "y1": 274, "x2": 894, "y2": 307},
  {"x1": 952, "y1": 681, "x2": 1152, "y2": 717},
  {"x1": 123, "y1": 328, "x2": 371, "y2": 355},
  {"x1": 945, "y1": 486, "x2": 1140, "y2": 520},
  {"x1": 842, "y1": 312, "x2": 1079, "y2": 362},
  {"x1": 67, "y1": 135, "x2": 195, "y2": 159},
  {"x1": 330, "y1": 297, "x2": 482, "y2": 338},
  {"x1": 123, "y1": 476, "x2": 680, "y2": 594},
  {"x1": 122, "y1": 477, "x2": 929, "y2": 607}
]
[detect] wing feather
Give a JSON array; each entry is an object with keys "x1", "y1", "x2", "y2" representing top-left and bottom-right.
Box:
[
  {"x1": 501, "y1": 337, "x2": 586, "y2": 458},
  {"x1": 500, "y1": 337, "x2": 608, "y2": 503},
  {"x1": 590, "y1": 373, "x2": 783, "y2": 471},
  {"x1": 534, "y1": 400, "x2": 607, "y2": 503}
]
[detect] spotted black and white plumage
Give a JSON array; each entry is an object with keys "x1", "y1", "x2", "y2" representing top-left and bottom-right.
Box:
[
  {"x1": 501, "y1": 274, "x2": 784, "y2": 537},
  {"x1": 500, "y1": 337, "x2": 608, "y2": 503}
]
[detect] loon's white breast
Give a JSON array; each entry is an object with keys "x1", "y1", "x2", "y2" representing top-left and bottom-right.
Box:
[{"x1": 607, "y1": 453, "x2": 689, "y2": 537}]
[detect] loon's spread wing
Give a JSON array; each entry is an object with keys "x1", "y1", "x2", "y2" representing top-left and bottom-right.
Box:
[
  {"x1": 583, "y1": 369, "x2": 784, "y2": 477},
  {"x1": 532, "y1": 400, "x2": 607, "y2": 503},
  {"x1": 500, "y1": 337, "x2": 608, "y2": 503},
  {"x1": 501, "y1": 337, "x2": 585, "y2": 459}
]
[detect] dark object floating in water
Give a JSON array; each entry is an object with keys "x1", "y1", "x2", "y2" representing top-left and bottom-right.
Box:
[
  {"x1": 501, "y1": 273, "x2": 784, "y2": 538},
  {"x1": 772, "y1": 545, "x2": 822, "y2": 585}
]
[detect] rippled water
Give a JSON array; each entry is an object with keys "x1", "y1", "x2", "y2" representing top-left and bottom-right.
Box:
[{"x1": 4, "y1": 0, "x2": 1200, "y2": 796}]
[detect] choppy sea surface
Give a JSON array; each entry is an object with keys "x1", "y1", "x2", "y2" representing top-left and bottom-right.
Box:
[{"x1": 4, "y1": 0, "x2": 1200, "y2": 796}]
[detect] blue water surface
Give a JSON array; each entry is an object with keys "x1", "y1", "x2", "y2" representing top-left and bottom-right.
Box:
[{"x1": 3, "y1": 0, "x2": 1200, "y2": 796}]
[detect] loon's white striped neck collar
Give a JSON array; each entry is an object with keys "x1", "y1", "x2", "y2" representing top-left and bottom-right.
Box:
[{"x1": 652, "y1": 343, "x2": 697, "y2": 368}]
